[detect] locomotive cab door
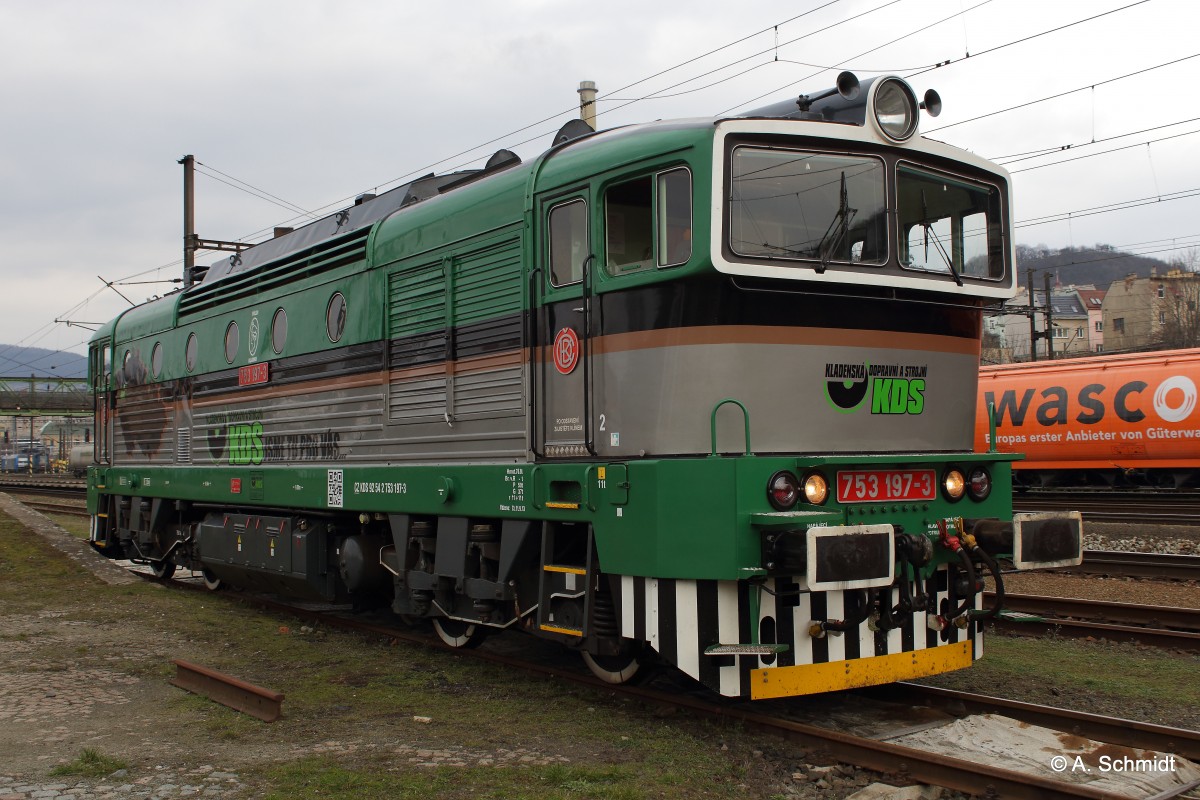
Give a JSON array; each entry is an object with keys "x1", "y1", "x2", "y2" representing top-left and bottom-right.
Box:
[
  {"x1": 535, "y1": 194, "x2": 595, "y2": 457},
  {"x1": 90, "y1": 339, "x2": 112, "y2": 466}
]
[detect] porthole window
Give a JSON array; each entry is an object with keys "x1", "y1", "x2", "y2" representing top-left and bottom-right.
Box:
[
  {"x1": 185, "y1": 333, "x2": 198, "y2": 372},
  {"x1": 271, "y1": 307, "x2": 288, "y2": 354},
  {"x1": 326, "y1": 292, "x2": 347, "y2": 343},
  {"x1": 151, "y1": 342, "x2": 162, "y2": 378},
  {"x1": 224, "y1": 321, "x2": 239, "y2": 364}
]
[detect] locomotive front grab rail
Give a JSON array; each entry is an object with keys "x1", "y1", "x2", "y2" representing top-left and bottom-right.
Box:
[{"x1": 709, "y1": 398, "x2": 753, "y2": 456}]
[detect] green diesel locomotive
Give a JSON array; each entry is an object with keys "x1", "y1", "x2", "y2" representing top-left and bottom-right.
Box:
[{"x1": 87, "y1": 73, "x2": 1081, "y2": 700}]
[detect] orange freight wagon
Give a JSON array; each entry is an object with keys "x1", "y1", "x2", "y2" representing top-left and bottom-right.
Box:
[{"x1": 975, "y1": 349, "x2": 1200, "y2": 480}]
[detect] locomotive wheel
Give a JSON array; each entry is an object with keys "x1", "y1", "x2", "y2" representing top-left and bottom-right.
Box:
[
  {"x1": 432, "y1": 617, "x2": 487, "y2": 649},
  {"x1": 150, "y1": 560, "x2": 176, "y2": 580},
  {"x1": 582, "y1": 643, "x2": 647, "y2": 685},
  {"x1": 201, "y1": 568, "x2": 223, "y2": 591}
]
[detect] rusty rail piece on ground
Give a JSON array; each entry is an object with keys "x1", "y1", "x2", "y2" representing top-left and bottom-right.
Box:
[{"x1": 170, "y1": 659, "x2": 284, "y2": 722}]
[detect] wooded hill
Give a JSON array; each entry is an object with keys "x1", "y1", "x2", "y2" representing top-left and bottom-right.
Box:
[
  {"x1": 0, "y1": 346, "x2": 87, "y2": 379},
  {"x1": 1015, "y1": 244, "x2": 1180, "y2": 290}
]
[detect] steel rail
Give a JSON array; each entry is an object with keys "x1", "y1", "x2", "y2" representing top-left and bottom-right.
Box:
[
  {"x1": 0, "y1": 481, "x2": 87, "y2": 498},
  {"x1": 866, "y1": 683, "x2": 1200, "y2": 762},
  {"x1": 995, "y1": 592, "x2": 1200, "y2": 632},
  {"x1": 1014, "y1": 494, "x2": 1200, "y2": 526},
  {"x1": 21, "y1": 500, "x2": 89, "y2": 518},
  {"x1": 170, "y1": 658, "x2": 284, "y2": 722},
  {"x1": 989, "y1": 615, "x2": 1200, "y2": 652},
  {"x1": 1069, "y1": 550, "x2": 1200, "y2": 581}
]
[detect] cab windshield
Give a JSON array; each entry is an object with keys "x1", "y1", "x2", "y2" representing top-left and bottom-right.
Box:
[
  {"x1": 897, "y1": 163, "x2": 1003, "y2": 280},
  {"x1": 727, "y1": 146, "x2": 1006, "y2": 283},
  {"x1": 728, "y1": 147, "x2": 887, "y2": 266}
]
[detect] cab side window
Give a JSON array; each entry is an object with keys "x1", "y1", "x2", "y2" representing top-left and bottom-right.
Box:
[
  {"x1": 605, "y1": 167, "x2": 691, "y2": 275},
  {"x1": 606, "y1": 177, "x2": 653, "y2": 273},
  {"x1": 548, "y1": 199, "x2": 588, "y2": 286},
  {"x1": 658, "y1": 169, "x2": 691, "y2": 267}
]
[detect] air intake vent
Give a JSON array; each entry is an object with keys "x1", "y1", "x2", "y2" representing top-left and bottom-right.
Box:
[
  {"x1": 176, "y1": 427, "x2": 192, "y2": 464},
  {"x1": 179, "y1": 228, "x2": 370, "y2": 318}
]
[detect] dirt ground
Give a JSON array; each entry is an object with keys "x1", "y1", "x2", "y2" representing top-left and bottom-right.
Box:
[
  {"x1": 2, "y1": 495, "x2": 1197, "y2": 799},
  {"x1": 0, "y1": 495, "x2": 893, "y2": 799}
]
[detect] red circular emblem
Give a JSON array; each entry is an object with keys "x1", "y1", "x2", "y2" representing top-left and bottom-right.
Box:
[{"x1": 553, "y1": 327, "x2": 580, "y2": 375}]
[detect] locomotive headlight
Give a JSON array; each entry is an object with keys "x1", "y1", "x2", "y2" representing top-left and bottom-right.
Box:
[
  {"x1": 768, "y1": 471, "x2": 800, "y2": 510},
  {"x1": 802, "y1": 472, "x2": 829, "y2": 505},
  {"x1": 967, "y1": 467, "x2": 992, "y2": 501},
  {"x1": 942, "y1": 468, "x2": 966, "y2": 501},
  {"x1": 873, "y1": 78, "x2": 919, "y2": 142}
]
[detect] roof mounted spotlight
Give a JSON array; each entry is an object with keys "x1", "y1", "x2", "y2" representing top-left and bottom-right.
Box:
[
  {"x1": 871, "y1": 77, "x2": 922, "y2": 142},
  {"x1": 797, "y1": 71, "x2": 860, "y2": 111}
]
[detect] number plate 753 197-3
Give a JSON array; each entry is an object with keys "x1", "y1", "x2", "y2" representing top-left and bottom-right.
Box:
[{"x1": 836, "y1": 469, "x2": 936, "y2": 503}]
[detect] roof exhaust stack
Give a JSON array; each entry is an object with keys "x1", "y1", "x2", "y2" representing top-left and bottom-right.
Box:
[{"x1": 578, "y1": 80, "x2": 597, "y2": 130}]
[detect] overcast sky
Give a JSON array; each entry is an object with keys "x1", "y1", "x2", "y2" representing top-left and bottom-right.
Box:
[{"x1": 3, "y1": 0, "x2": 1198, "y2": 364}]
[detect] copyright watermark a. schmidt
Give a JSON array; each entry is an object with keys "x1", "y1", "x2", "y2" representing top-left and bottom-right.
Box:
[{"x1": 1050, "y1": 754, "x2": 1178, "y2": 774}]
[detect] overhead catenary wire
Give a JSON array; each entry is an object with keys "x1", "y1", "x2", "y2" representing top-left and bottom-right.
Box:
[
  {"x1": 1006, "y1": 127, "x2": 1200, "y2": 175},
  {"x1": 991, "y1": 116, "x2": 1200, "y2": 166},
  {"x1": 903, "y1": 0, "x2": 1153, "y2": 80},
  {"x1": 925, "y1": 51, "x2": 1200, "y2": 135},
  {"x1": 14, "y1": 0, "x2": 1195, "y2": 360},
  {"x1": 720, "y1": 0, "x2": 993, "y2": 114},
  {"x1": 194, "y1": 162, "x2": 319, "y2": 222}
]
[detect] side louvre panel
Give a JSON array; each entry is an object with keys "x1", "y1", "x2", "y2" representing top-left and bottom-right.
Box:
[{"x1": 387, "y1": 233, "x2": 524, "y2": 425}]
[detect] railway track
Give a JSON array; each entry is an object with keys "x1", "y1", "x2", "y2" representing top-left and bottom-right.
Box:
[
  {"x1": 0, "y1": 476, "x2": 86, "y2": 497},
  {"x1": 1065, "y1": 550, "x2": 1200, "y2": 581},
  {"x1": 129, "y1": 565, "x2": 1200, "y2": 800},
  {"x1": 19, "y1": 500, "x2": 90, "y2": 518},
  {"x1": 991, "y1": 592, "x2": 1200, "y2": 651},
  {"x1": 1016, "y1": 491, "x2": 1200, "y2": 526}
]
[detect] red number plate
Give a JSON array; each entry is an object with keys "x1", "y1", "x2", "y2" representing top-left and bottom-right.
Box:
[{"x1": 836, "y1": 469, "x2": 936, "y2": 503}]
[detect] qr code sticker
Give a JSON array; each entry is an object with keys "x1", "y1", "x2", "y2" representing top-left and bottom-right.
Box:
[{"x1": 327, "y1": 469, "x2": 344, "y2": 508}]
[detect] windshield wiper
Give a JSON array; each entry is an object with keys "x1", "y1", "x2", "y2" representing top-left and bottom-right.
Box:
[
  {"x1": 815, "y1": 171, "x2": 857, "y2": 273},
  {"x1": 919, "y1": 190, "x2": 963, "y2": 286}
]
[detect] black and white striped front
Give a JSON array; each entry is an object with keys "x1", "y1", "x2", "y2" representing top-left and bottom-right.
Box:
[{"x1": 620, "y1": 567, "x2": 982, "y2": 699}]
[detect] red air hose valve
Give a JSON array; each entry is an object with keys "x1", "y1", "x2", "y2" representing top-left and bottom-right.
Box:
[{"x1": 937, "y1": 519, "x2": 961, "y2": 552}]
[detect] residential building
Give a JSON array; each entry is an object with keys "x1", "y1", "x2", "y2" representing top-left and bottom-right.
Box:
[
  {"x1": 1102, "y1": 269, "x2": 1200, "y2": 352},
  {"x1": 1074, "y1": 287, "x2": 1105, "y2": 352},
  {"x1": 983, "y1": 285, "x2": 1091, "y2": 363}
]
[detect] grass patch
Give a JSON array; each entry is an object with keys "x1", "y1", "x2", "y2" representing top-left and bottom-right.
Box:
[
  {"x1": 259, "y1": 756, "x2": 695, "y2": 800},
  {"x1": 49, "y1": 748, "x2": 128, "y2": 778},
  {"x1": 47, "y1": 513, "x2": 91, "y2": 540},
  {"x1": 980, "y1": 635, "x2": 1199, "y2": 704}
]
